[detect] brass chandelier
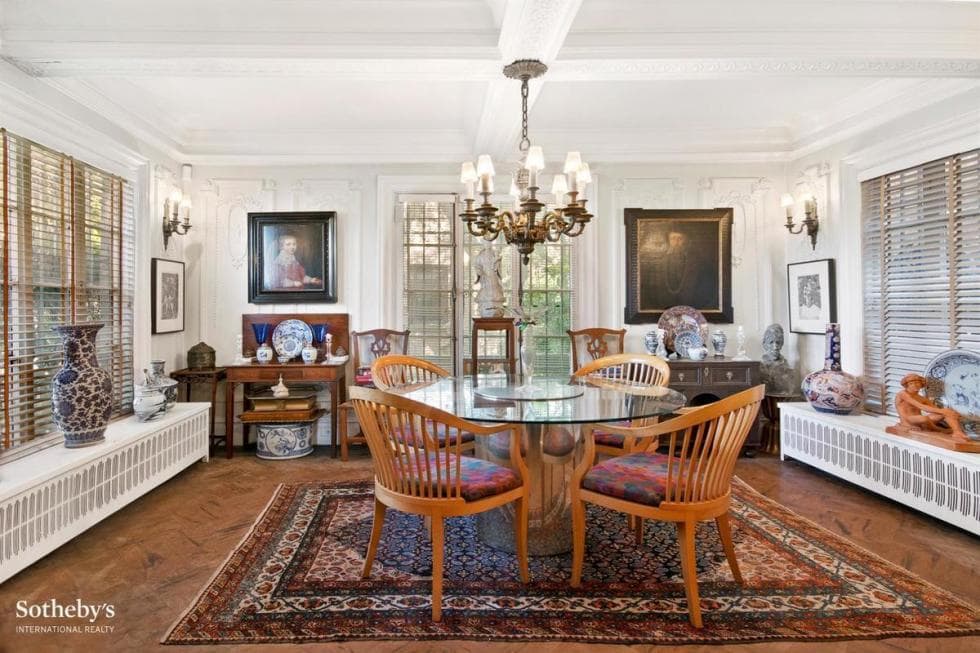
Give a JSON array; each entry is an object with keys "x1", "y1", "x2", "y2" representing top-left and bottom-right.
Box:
[{"x1": 459, "y1": 59, "x2": 593, "y2": 264}]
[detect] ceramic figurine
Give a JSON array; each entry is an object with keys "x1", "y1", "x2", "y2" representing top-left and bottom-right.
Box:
[
  {"x1": 654, "y1": 327, "x2": 668, "y2": 359},
  {"x1": 711, "y1": 329, "x2": 727, "y2": 357},
  {"x1": 760, "y1": 323, "x2": 799, "y2": 395},
  {"x1": 473, "y1": 244, "x2": 505, "y2": 317},
  {"x1": 885, "y1": 373, "x2": 980, "y2": 452},
  {"x1": 801, "y1": 323, "x2": 865, "y2": 414},
  {"x1": 51, "y1": 324, "x2": 113, "y2": 448},
  {"x1": 272, "y1": 374, "x2": 290, "y2": 398},
  {"x1": 733, "y1": 325, "x2": 750, "y2": 361}
]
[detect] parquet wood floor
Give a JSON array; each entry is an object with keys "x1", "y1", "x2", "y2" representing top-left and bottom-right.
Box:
[{"x1": 1, "y1": 448, "x2": 977, "y2": 653}]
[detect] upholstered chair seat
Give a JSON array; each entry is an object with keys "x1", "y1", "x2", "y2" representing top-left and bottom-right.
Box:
[
  {"x1": 397, "y1": 452, "x2": 522, "y2": 502},
  {"x1": 580, "y1": 451, "x2": 681, "y2": 507},
  {"x1": 391, "y1": 421, "x2": 476, "y2": 449}
]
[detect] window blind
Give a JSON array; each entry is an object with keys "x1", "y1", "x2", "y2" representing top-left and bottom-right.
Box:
[
  {"x1": 1, "y1": 129, "x2": 135, "y2": 451},
  {"x1": 862, "y1": 148, "x2": 980, "y2": 413}
]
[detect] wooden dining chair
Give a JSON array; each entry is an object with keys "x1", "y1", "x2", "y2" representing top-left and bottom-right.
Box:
[
  {"x1": 349, "y1": 386, "x2": 530, "y2": 622},
  {"x1": 567, "y1": 327, "x2": 627, "y2": 372},
  {"x1": 338, "y1": 328, "x2": 410, "y2": 460},
  {"x1": 572, "y1": 353, "x2": 671, "y2": 458},
  {"x1": 369, "y1": 355, "x2": 475, "y2": 454},
  {"x1": 569, "y1": 384, "x2": 765, "y2": 628}
]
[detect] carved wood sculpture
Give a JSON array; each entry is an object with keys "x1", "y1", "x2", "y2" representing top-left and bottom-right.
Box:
[{"x1": 885, "y1": 373, "x2": 980, "y2": 453}]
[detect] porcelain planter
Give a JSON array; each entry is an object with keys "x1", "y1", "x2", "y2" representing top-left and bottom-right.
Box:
[
  {"x1": 801, "y1": 323, "x2": 865, "y2": 415},
  {"x1": 256, "y1": 423, "x2": 314, "y2": 460},
  {"x1": 52, "y1": 323, "x2": 112, "y2": 448}
]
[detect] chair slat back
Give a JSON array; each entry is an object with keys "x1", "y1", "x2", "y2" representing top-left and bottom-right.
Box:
[
  {"x1": 654, "y1": 385, "x2": 764, "y2": 504},
  {"x1": 568, "y1": 328, "x2": 626, "y2": 372},
  {"x1": 351, "y1": 329, "x2": 410, "y2": 373},
  {"x1": 349, "y1": 386, "x2": 513, "y2": 501},
  {"x1": 371, "y1": 355, "x2": 450, "y2": 391},
  {"x1": 573, "y1": 353, "x2": 670, "y2": 388}
]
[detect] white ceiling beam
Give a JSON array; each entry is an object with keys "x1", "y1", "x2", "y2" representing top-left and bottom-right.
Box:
[{"x1": 472, "y1": 0, "x2": 584, "y2": 157}]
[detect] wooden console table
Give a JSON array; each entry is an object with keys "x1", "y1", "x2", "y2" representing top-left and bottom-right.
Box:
[
  {"x1": 667, "y1": 357, "x2": 762, "y2": 452},
  {"x1": 223, "y1": 362, "x2": 346, "y2": 459}
]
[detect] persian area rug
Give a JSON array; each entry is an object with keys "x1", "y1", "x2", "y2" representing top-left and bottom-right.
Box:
[{"x1": 163, "y1": 478, "x2": 980, "y2": 646}]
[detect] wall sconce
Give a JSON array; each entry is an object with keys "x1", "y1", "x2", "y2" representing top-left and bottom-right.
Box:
[
  {"x1": 162, "y1": 164, "x2": 193, "y2": 250},
  {"x1": 782, "y1": 192, "x2": 819, "y2": 250}
]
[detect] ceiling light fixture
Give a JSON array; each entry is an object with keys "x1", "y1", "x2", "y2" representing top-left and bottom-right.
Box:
[{"x1": 459, "y1": 59, "x2": 593, "y2": 265}]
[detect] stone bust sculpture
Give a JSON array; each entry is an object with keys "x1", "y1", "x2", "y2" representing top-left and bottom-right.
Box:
[
  {"x1": 473, "y1": 244, "x2": 505, "y2": 317},
  {"x1": 760, "y1": 323, "x2": 798, "y2": 395},
  {"x1": 761, "y1": 324, "x2": 785, "y2": 364}
]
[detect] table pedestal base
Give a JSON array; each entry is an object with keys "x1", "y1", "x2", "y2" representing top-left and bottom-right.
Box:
[{"x1": 476, "y1": 423, "x2": 581, "y2": 556}]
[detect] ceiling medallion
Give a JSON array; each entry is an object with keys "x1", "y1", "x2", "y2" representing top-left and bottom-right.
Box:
[{"x1": 459, "y1": 59, "x2": 593, "y2": 265}]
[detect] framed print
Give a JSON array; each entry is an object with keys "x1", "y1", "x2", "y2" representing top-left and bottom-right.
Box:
[
  {"x1": 247, "y1": 211, "x2": 337, "y2": 304},
  {"x1": 624, "y1": 208, "x2": 733, "y2": 324},
  {"x1": 787, "y1": 258, "x2": 836, "y2": 334},
  {"x1": 151, "y1": 258, "x2": 185, "y2": 334}
]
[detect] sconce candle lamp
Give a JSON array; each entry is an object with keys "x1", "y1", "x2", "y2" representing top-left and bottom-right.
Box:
[
  {"x1": 782, "y1": 192, "x2": 819, "y2": 250},
  {"x1": 162, "y1": 188, "x2": 192, "y2": 250}
]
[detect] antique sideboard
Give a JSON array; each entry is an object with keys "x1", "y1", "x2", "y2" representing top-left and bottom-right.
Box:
[{"x1": 667, "y1": 357, "x2": 763, "y2": 453}]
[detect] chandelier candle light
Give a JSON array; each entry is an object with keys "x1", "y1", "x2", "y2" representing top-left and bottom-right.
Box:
[{"x1": 460, "y1": 59, "x2": 593, "y2": 265}]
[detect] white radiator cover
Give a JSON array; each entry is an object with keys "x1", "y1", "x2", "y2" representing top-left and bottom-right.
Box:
[
  {"x1": 780, "y1": 403, "x2": 980, "y2": 536},
  {"x1": 0, "y1": 403, "x2": 210, "y2": 583}
]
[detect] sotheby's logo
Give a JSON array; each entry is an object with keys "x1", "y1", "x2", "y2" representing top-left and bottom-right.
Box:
[{"x1": 13, "y1": 598, "x2": 116, "y2": 634}]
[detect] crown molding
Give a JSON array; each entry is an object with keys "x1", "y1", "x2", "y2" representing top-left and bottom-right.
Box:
[
  {"x1": 41, "y1": 79, "x2": 186, "y2": 162},
  {"x1": 790, "y1": 79, "x2": 980, "y2": 159}
]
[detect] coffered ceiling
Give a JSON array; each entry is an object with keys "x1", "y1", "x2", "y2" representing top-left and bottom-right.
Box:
[{"x1": 1, "y1": 0, "x2": 978, "y2": 164}]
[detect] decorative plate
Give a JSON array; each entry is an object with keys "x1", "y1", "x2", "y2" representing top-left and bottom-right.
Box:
[
  {"x1": 673, "y1": 330, "x2": 704, "y2": 359},
  {"x1": 272, "y1": 319, "x2": 313, "y2": 360},
  {"x1": 924, "y1": 349, "x2": 980, "y2": 439},
  {"x1": 657, "y1": 306, "x2": 707, "y2": 353}
]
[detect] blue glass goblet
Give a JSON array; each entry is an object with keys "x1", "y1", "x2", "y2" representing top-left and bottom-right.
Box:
[
  {"x1": 311, "y1": 324, "x2": 327, "y2": 346},
  {"x1": 251, "y1": 323, "x2": 270, "y2": 345}
]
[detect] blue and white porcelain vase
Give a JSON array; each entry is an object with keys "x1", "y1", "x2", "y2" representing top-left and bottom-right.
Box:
[
  {"x1": 711, "y1": 329, "x2": 727, "y2": 357},
  {"x1": 52, "y1": 323, "x2": 112, "y2": 448},
  {"x1": 801, "y1": 323, "x2": 865, "y2": 414}
]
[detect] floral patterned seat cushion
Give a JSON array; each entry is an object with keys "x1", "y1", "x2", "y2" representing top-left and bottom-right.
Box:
[
  {"x1": 581, "y1": 452, "x2": 682, "y2": 507},
  {"x1": 391, "y1": 421, "x2": 475, "y2": 449},
  {"x1": 591, "y1": 421, "x2": 632, "y2": 449},
  {"x1": 395, "y1": 452, "x2": 521, "y2": 502}
]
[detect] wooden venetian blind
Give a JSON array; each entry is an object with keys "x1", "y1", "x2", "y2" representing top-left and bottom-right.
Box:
[
  {"x1": 862, "y1": 148, "x2": 980, "y2": 413},
  {"x1": 0, "y1": 129, "x2": 135, "y2": 451}
]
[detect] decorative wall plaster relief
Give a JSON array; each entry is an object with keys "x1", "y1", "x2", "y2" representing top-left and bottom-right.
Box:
[{"x1": 698, "y1": 177, "x2": 773, "y2": 328}]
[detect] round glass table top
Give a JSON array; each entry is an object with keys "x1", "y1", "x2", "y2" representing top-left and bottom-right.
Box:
[{"x1": 399, "y1": 374, "x2": 687, "y2": 425}]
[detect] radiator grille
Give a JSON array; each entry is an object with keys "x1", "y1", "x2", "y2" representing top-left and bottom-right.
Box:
[
  {"x1": 1, "y1": 409, "x2": 209, "y2": 582},
  {"x1": 781, "y1": 406, "x2": 980, "y2": 536}
]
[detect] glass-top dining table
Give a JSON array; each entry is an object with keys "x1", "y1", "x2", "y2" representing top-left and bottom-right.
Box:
[{"x1": 400, "y1": 374, "x2": 687, "y2": 555}]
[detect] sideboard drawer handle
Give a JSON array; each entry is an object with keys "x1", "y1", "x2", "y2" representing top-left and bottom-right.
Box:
[
  {"x1": 678, "y1": 372, "x2": 685, "y2": 381},
  {"x1": 726, "y1": 371, "x2": 734, "y2": 381}
]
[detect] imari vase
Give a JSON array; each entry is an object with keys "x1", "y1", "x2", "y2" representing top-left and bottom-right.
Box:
[
  {"x1": 51, "y1": 323, "x2": 113, "y2": 448},
  {"x1": 801, "y1": 323, "x2": 865, "y2": 415}
]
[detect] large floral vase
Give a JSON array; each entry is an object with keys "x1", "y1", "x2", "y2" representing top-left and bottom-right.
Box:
[
  {"x1": 801, "y1": 323, "x2": 864, "y2": 415},
  {"x1": 52, "y1": 323, "x2": 113, "y2": 448}
]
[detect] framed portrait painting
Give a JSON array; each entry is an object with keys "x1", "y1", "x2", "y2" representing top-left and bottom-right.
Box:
[
  {"x1": 151, "y1": 258, "x2": 185, "y2": 334},
  {"x1": 787, "y1": 258, "x2": 836, "y2": 334},
  {"x1": 247, "y1": 211, "x2": 337, "y2": 304},
  {"x1": 624, "y1": 208, "x2": 733, "y2": 324}
]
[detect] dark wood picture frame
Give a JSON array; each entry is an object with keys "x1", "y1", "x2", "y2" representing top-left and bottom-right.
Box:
[
  {"x1": 151, "y1": 257, "x2": 185, "y2": 334},
  {"x1": 624, "y1": 208, "x2": 733, "y2": 324},
  {"x1": 787, "y1": 258, "x2": 836, "y2": 334},
  {"x1": 248, "y1": 211, "x2": 337, "y2": 304}
]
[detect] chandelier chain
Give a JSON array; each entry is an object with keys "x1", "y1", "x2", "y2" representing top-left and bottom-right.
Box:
[{"x1": 519, "y1": 77, "x2": 530, "y2": 153}]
